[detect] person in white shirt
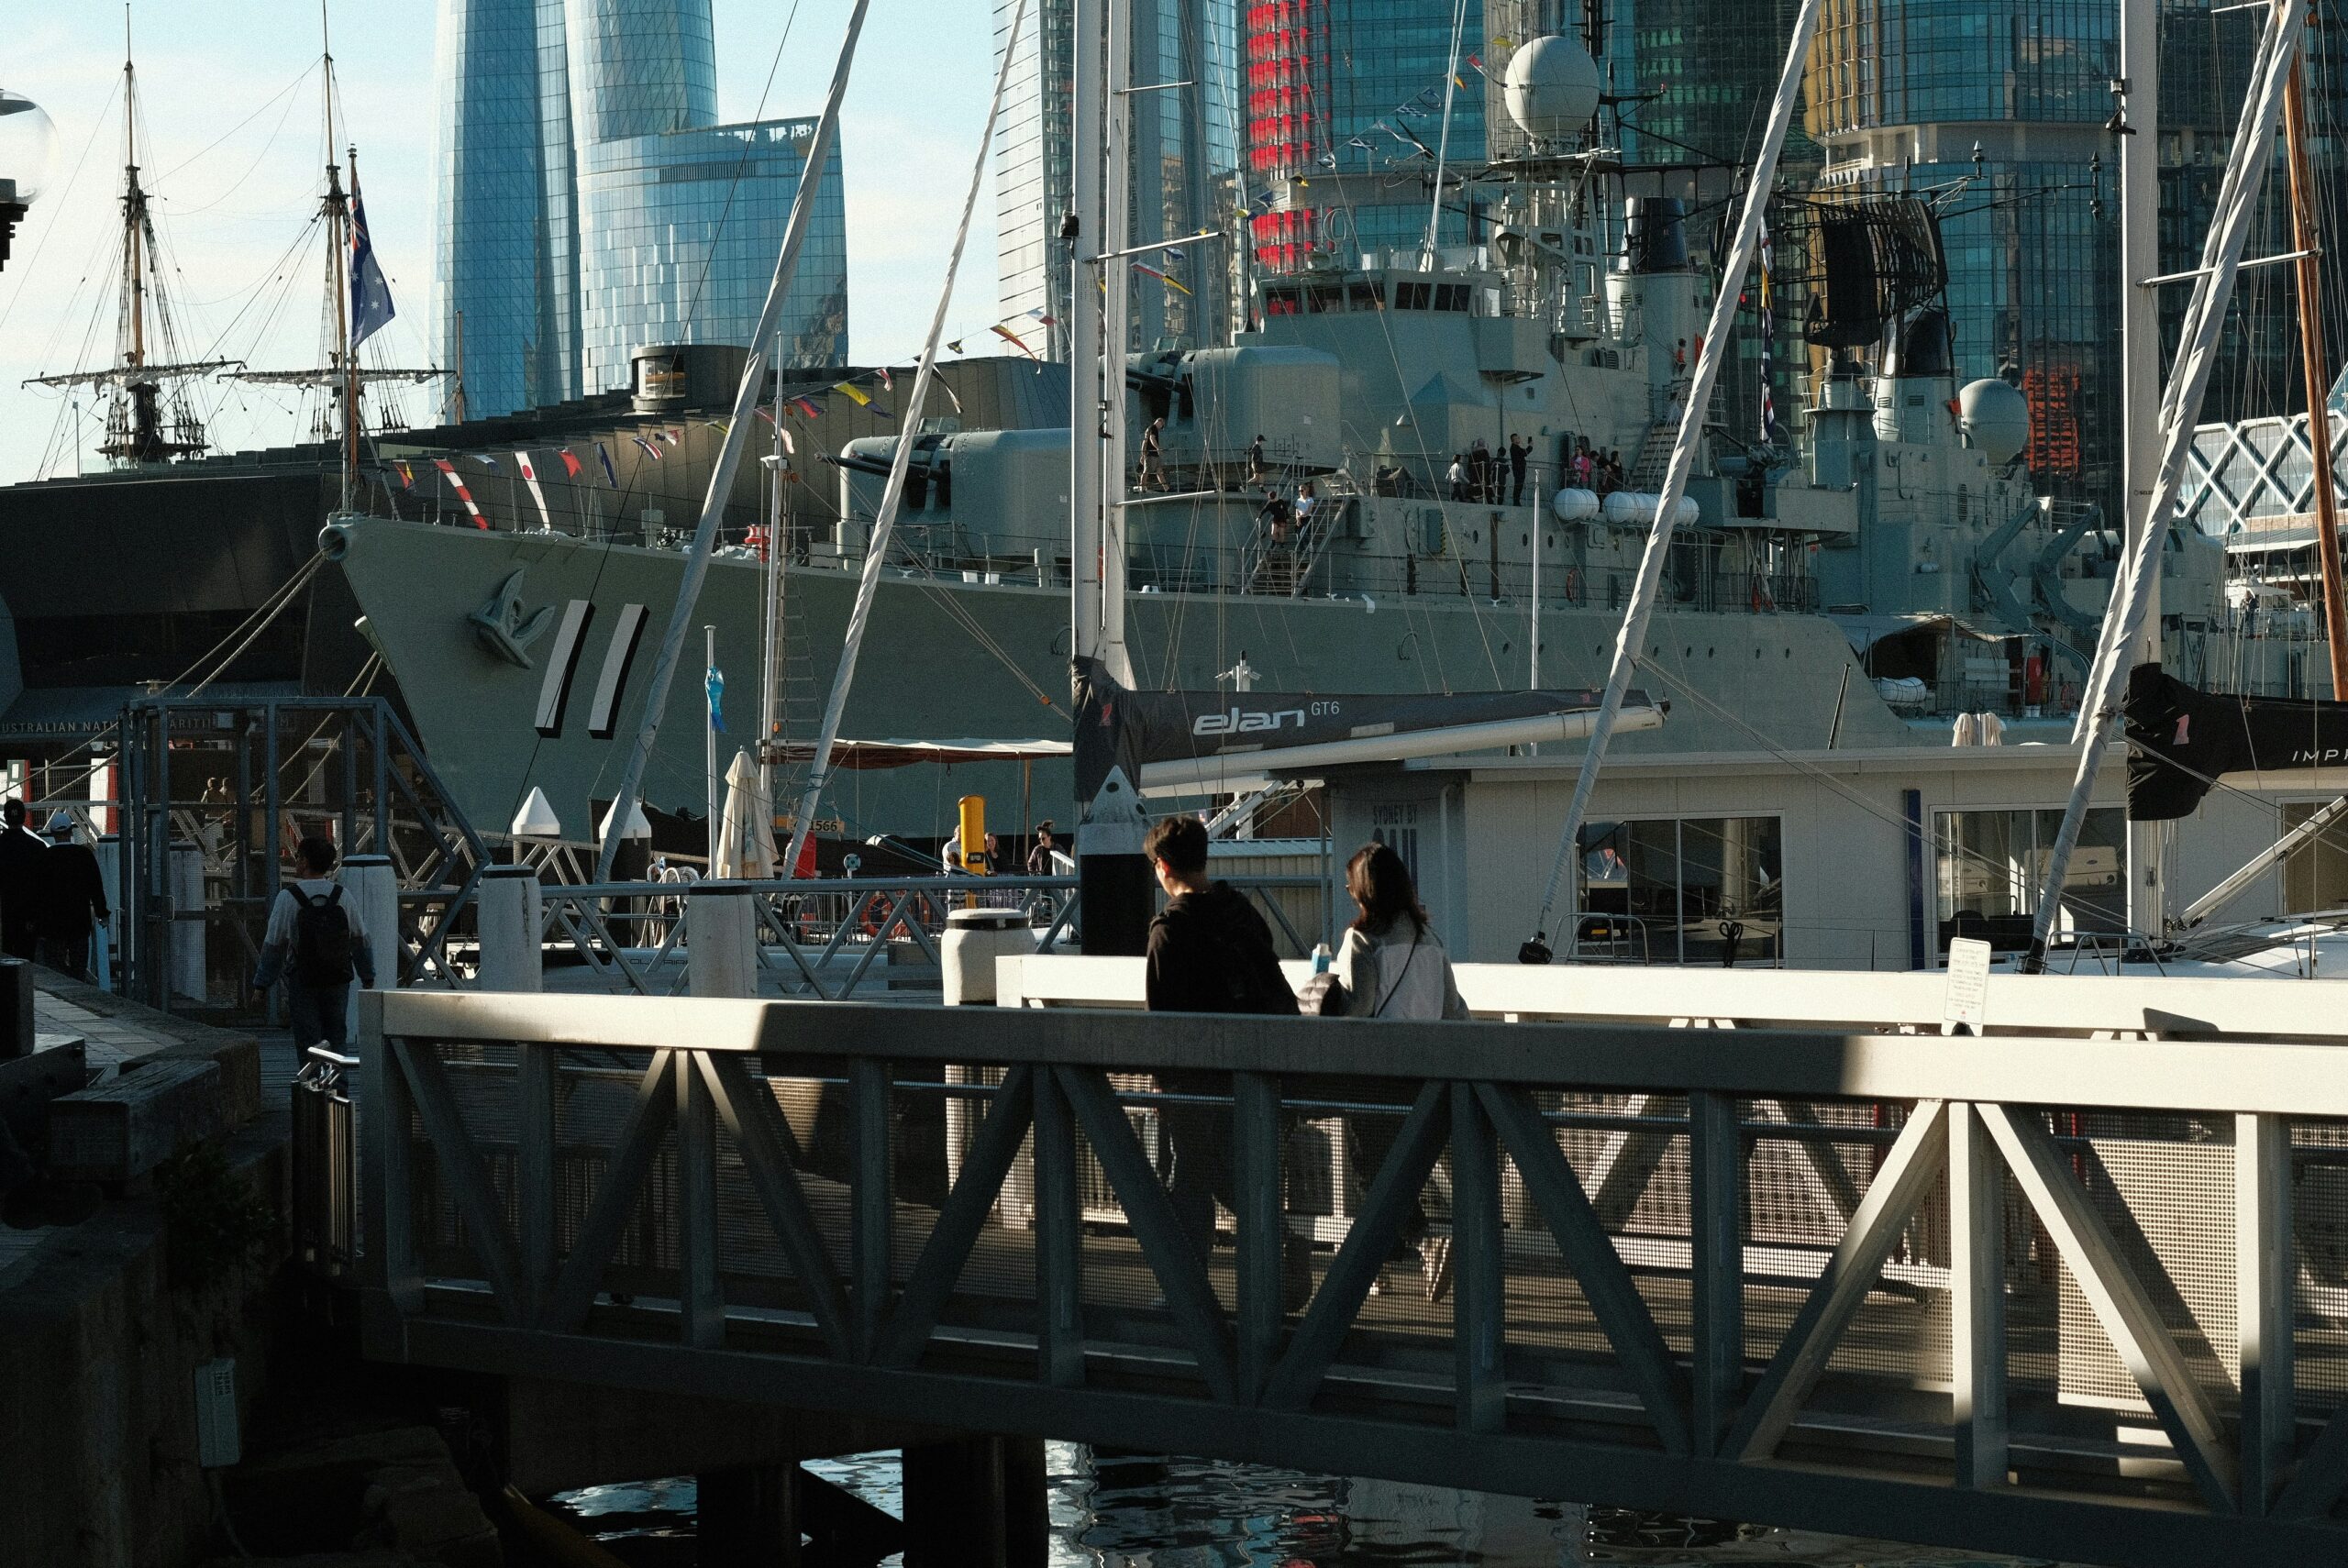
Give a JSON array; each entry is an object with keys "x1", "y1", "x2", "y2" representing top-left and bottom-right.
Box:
[
  {"x1": 1330, "y1": 840, "x2": 1468, "y2": 1300},
  {"x1": 1334, "y1": 841, "x2": 1468, "y2": 1021}
]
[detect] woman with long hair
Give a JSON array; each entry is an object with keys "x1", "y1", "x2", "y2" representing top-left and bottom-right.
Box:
[
  {"x1": 1332, "y1": 841, "x2": 1467, "y2": 1299},
  {"x1": 1334, "y1": 841, "x2": 1468, "y2": 1021}
]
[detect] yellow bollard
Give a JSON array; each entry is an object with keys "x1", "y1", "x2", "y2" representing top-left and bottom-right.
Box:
[{"x1": 957, "y1": 794, "x2": 989, "y2": 907}]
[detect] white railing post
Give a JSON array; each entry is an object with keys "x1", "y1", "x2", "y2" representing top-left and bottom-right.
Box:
[
  {"x1": 342, "y1": 854, "x2": 399, "y2": 996},
  {"x1": 688, "y1": 885, "x2": 758, "y2": 999},
  {"x1": 477, "y1": 865, "x2": 544, "y2": 993}
]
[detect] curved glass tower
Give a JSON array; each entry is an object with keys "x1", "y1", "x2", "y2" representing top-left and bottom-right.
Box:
[
  {"x1": 435, "y1": 0, "x2": 847, "y2": 419},
  {"x1": 434, "y1": 0, "x2": 576, "y2": 419}
]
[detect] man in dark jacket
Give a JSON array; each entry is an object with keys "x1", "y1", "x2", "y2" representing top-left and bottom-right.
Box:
[
  {"x1": 0, "y1": 801, "x2": 47, "y2": 960},
  {"x1": 36, "y1": 814, "x2": 108, "y2": 981},
  {"x1": 1142, "y1": 816, "x2": 1307, "y2": 1300}
]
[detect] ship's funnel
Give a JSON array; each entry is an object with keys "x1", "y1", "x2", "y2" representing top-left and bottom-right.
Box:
[{"x1": 1884, "y1": 307, "x2": 1955, "y2": 380}]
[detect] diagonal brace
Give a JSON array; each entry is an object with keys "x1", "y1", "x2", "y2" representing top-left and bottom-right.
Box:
[
  {"x1": 1056, "y1": 1066, "x2": 1237, "y2": 1404},
  {"x1": 879, "y1": 1066, "x2": 1035, "y2": 1366},
  {"x1": 1978, "y1": 1102, "x2": 2237, "y2": 1512},
  {"x1": 394, "y1": 1039, "x2": 532, "y2": 1323},
  {"x1": 540, "y1": 1051, "x2": 677, "y2": 1332},
  {"x1": 700, "y1": 1054, "x2": 854, "y2": 1360},
  {"x1": 1728, "y1": 1100, "x2": 1949, "y2": 1462},
  {"x1": 1479, "y1": 1083, "x2": 1690, "y2": 1455},
  {"x1": 1264, "y1": 1081, "x2": 1448, "y2": 1411}
]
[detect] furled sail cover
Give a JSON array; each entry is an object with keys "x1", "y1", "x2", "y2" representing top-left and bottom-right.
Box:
[
  {"x1": 1073, "y1": 656, "x2": 1646, "y2": 799},
  {"x1": 2124, "y1": 663, "x2": 2348, "y2": 819}
]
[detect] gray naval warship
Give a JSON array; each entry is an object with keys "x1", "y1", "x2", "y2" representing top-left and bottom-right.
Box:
[{"x1": 0, "y1": 30, "x2": 2244, "y2": 850}]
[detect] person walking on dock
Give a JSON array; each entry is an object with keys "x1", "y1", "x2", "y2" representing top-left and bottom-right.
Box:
[
  {"x1": 252, "y1": 835, "x2": 375, "y2": 1053},
  {"x1": 35, "y1": 812, "x2": 107, "y2": 982},
  {"x1": 1330, "y1": 841, "x2": 1468, "y2": 1300},
  {"x1": 1142, "y1": 815, "x2": 1308, "y2": 1303},
  {"x1": 0, "y1": 800, "x2": 47, "y2": 961},
  {"x1": 1025, "y1": 822, "x2": 1058, "y2": 877}
]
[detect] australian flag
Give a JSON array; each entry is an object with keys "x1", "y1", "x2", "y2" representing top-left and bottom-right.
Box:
[{"x1": 349, "y1": 164, "x2": 395, "y2": 349}]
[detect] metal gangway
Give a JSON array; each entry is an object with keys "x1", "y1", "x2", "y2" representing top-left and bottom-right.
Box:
[{"x1": 350, "y1": 960, "x2": 2348, "y2": 1567}]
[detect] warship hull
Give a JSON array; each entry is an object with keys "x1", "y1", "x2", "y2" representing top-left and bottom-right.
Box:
[{"x1": 326, "y1": 514, "x2": 1916, "y2": 844}]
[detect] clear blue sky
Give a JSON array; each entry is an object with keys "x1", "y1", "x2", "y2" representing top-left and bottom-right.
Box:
[{"x1": 0, "y1": 1, "x2": 1004, "y2": 482}]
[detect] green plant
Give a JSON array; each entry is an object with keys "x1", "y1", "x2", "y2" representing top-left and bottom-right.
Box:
[{"x1": 157, "y1": 1141, "x2": 277, "y2": 1290}]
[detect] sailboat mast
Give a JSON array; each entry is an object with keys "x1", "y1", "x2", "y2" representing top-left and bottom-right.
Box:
[
  {"x1": 2119, "y1": 0, "x2": 2164, "y2": 944},
  {"x1": 2284, "y1": 58, "x2": 2348, "y2": 699}
]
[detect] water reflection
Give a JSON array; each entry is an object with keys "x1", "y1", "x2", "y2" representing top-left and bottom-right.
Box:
[{"x1": 548, "y1": 1446, "x2": 2051, "y2": 1567}]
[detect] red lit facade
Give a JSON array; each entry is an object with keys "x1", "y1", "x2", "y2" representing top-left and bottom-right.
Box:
[{"x1": 1245, "y1": 0, "x2": 1326, "y2": 272}]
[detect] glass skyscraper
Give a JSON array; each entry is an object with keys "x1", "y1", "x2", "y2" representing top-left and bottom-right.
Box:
[
  {"x1": 993, "y1": 0, "x2": 1239, "y2": 358},
  {"x1": 434, "y1": 0, "x2": 570, "y2": 420},
  {"x1": 1243, "y1": 0, "x2": 1490, "y2": 272},
  {"x1": 1803, "y1": 0, "x2": 2115, "y2": 502},
  {"x1": 434, "y1": 0, "x2": 847, "y2": 420}
]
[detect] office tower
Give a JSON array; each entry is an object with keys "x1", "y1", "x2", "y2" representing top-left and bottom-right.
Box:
[
  {"x1": 435, "y1": 0, "x2": 574, "y2": 419},
  {"x1": 1803, "y1": 1, "x2": 2116, "y2": 503},
  {"x1": 1243, "y1": 0, "x2": 1490, "y2": 273},
  {"x1": 434, "y1": 0, "x2": 847, "y2": 420},
  {"x1": 994, "y1": 0, "x2": 1238, "y2": 359},
  {"x1": 567, "y1": 0, "x2": 847, "y2": 396}
]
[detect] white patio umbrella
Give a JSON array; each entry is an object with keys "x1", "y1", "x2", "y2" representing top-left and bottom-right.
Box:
[{"x1": 714, "y1": 748, "x2": 776, "y2": 879}]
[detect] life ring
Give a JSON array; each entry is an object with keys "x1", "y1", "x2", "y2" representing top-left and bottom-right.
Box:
[{"x1": 860, "y1": 898, "x2": 888, "y2": 939}]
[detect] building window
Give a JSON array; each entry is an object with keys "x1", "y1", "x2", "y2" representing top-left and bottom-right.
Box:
[
  {"x1": 1578, "y1": 817, "x2": 1782, "y2": 965},
  {"x1": 1935, "y1": 807, "x2": 2124, "y2": 951}
]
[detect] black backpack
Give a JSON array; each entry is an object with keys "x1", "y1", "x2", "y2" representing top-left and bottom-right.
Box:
[
  {"x1": 1207, "y1": 912, "x2": 1300, "y2": 1016},
  {"x1": 292, "y1": 886, "x2": 356, "y2": 986}
]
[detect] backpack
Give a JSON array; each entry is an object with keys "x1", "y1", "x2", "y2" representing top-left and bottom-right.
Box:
[
  {"x1": 292, "y1": 886, "x2": 355, "y2": 987},
  {"x1": 1205, "y1": 911, "x2": 1300, "y2": 1016}
]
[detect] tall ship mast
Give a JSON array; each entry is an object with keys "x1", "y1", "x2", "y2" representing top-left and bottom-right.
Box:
[
  {"x1": 221, "y1": 20, "x2": 441, "y2": 513},
  {"x1": 24, "y1": 17, "x2": 235, "y2": 465}
]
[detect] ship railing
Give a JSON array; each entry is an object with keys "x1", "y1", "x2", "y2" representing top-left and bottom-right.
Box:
[{"x1": 391, "y1": 873, "x2": 1327, "y2": 1001}]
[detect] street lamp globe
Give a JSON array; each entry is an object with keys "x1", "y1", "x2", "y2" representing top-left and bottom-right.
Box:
[{"x1": 0, "y1": 89, "x2": 58, "y2": 205}]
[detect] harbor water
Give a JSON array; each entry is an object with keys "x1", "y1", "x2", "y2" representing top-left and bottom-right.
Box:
[{"x1": 547, "y1": 1445, "x2": 2049, "y2": 1565}]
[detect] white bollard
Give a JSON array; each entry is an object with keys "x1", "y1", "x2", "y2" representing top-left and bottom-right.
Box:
[
  {"x1": 690, "y1": 885, "x2": 820, "y2": 1152},
  {"x1": 170, "y1": 842, "x2": 205, "y2": 1002},
  {"x1": 340, "y1": 856, "x2": 399, "y2": 992},
  {"x1": 477, "y1": 866, "x2": 544, "y2": 992},
  {"x1": 942, "y1": 908, "x2": 1031, "y2": 1206},
  {"x1": 687, "y1": 885, "x2": 758, "y2": 999},
  {"x1": 340, "y1": 855, "x2": 399, "y2": 1045}
]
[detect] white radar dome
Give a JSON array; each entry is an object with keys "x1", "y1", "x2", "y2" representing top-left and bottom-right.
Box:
[
  {"x1": 1504, "y1": 36, "x2": 1601, "y2": 144},
  {"x1": 0, "y1": 90, "x2": 57, "y2": 204},
  {"x1": 1958, "y1": 378, "x2": 2031, "y2": 466}
]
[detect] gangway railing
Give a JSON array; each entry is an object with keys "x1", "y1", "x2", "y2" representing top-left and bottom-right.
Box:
[
  {"x1": 359, "y1": 988, "x2": 2348, "y2": 1567},
  {"x1": 388, "y1": 873, "x2": 1327, "y2": 999}
]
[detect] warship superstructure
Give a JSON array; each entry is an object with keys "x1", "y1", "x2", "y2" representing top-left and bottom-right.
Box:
[{"x1": 0, "y1": 30, "x2": 2249, "y2": 851}]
